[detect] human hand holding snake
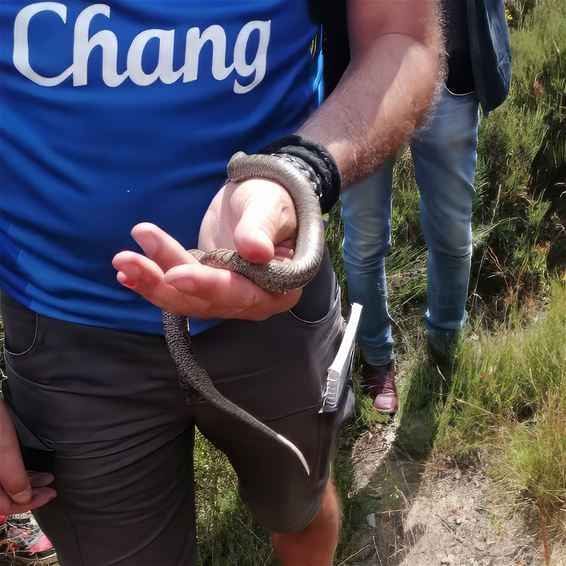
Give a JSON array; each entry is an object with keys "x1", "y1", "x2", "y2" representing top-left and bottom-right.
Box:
[
  {"x1": 112, "y1": 162, "x2": 304, "y2": 321},
  {"x1": 113, "y1": 152, "x2": 325, "y2": 475}
]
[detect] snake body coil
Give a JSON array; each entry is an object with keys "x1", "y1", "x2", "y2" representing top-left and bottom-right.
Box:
[{"x1": 163, "y1": 152, "x2": 325, "y2": 475}]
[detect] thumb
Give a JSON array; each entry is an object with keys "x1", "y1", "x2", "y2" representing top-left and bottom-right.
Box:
[
  {"x1": 233, "y1": 213, "x2": 275, "y2": 265},
  {"x1": 232, "y1": 180, "x2": 296, "y2": 264}
]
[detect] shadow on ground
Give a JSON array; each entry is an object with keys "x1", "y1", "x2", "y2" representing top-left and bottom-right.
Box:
[{"x1": 337, "y1": 356, "x2": 454, "y2": 566}]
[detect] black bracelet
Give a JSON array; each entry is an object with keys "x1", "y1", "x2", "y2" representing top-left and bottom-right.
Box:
[{"x1": 260, "y1": 135, "x2": 342, "y2": 214}]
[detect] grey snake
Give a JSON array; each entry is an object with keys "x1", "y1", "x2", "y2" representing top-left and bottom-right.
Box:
[{"x1": 163, "y1": 152, "x2": 325, "y2": 475}]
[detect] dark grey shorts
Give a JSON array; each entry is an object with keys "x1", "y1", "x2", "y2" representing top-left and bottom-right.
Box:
[{"x1": 0, "y1": 255, "x2": 353, "y2": 566}]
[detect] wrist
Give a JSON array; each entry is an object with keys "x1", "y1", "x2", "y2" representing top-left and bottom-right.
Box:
[{"x1": 259, "y1": 135, "x2": 342, "y2": 214}]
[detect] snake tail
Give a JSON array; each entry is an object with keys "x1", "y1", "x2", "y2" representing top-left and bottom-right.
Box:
[{"x1": 163, "y1": 311, "x2": 311, "y2": 476}]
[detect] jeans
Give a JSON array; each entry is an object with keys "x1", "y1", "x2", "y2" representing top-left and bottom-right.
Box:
[{"x1": 341, "y1": 87, "x2": 480, "y2": 365}]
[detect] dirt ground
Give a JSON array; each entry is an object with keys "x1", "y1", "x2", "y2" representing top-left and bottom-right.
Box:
[{"x1": 339, "y1": 420, "x2": 565, "y2": 566}]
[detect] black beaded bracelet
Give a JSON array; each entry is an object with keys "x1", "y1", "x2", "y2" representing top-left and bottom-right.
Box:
[{"x1": 260, "y1": 135, "x2": 342, "y2": 214}]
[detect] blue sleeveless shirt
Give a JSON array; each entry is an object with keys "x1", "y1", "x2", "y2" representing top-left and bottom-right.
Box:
[{"x1": 1, "y1": 1, "x2": 323, "y2": 334}]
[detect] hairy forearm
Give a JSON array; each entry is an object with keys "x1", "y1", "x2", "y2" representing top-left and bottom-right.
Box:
[{"x1": 299, "y1": 14, "x2": 443, "y2": 188}]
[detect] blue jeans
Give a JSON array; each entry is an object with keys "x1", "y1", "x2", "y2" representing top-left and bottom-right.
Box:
[{"x1": 341, "y1": 88, "x2": 479, "y2": 365}]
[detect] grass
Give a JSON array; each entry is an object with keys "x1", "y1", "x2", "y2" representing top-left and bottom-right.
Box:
[
  {"x1": 433, "y1": 281, "x2": 565, "y2": 532},
  {"x1": 194, "y1": 433, "x2": 272, "y2": 565}
]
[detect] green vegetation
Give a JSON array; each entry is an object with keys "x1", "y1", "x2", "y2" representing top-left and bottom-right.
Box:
[
  {"x1": 194, "y1": 436, "x2": 272, "y2": 564},
  {"x1": 435, "y1": 282, "x2": 565, "y2": 531}
]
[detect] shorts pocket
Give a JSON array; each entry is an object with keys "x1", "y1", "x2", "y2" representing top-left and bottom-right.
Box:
[
  {"x1": 288, "y1": 246, "x2": 339, "y2": 325},
  {"x1": 1, "y1": 294, "x2": 39, "y2": 356},
  {"x1": 288, "y1": 281, "x2": 342, "y2": 327}
]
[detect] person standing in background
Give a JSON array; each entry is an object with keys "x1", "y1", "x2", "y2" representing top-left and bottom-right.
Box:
[{"x1": 340, "y1": 0, "x2": 512, "y2": 413}]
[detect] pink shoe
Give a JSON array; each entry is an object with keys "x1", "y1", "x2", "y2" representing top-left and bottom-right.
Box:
[{"x1": 1, "y1": 513, "x2": 58, "y2": 565}]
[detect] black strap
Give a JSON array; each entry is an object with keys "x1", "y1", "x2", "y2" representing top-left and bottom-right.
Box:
[{"x1": 261, "y1": 135, "x2": 342, "y2": 214}]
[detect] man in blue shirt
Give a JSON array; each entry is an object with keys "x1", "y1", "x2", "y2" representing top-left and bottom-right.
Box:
[{"x1": 0, "y1": 2, "x2": 443, "y2": 564}]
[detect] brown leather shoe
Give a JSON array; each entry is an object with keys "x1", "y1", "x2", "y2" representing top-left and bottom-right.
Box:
[{"x1": 361, "y1": 361, "x2": 398, "y2": 414}]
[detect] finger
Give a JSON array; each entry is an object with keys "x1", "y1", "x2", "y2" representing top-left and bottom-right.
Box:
[
  {"x1": 113, "y1": 250, "x2": 163, "y2": 288},
  {"x1": 0, "y1": 486, "x2": 57, "y2": 515},
  {"x1": 0, "y1": 401, "x2": 32, "y2": 505},
  {"x1": 25, "y1": 487, "x2": 57, "y2": 511},
  {"x1": 131, "y1": 223, "x2": 198, "y2": 271},
  {"x1": 29, "y1": 472, "x2": 55, "y2": 488},
  {"x1": 232, "y1": 180, "x2": 296, "y2": 264},
  {"x1": 164, "y1": 263, "x2": 301, "y2": 320},
  {"x1": 233, "y1": 221, "x2": 275, "y2": 265},
  {"x1": 113, "y1": 251, "x2": 211, "y2": 314},
  {"x1": 113, "y1": 251, "x2": 183, "y2": 307},
  {"x1": 273, "y1": 245, "x2": 294, "y2": 261}
]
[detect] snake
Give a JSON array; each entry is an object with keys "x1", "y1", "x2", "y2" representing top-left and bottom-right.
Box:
[{"x1": 163, "y1": 152, "x2": 325, "y2": 476}]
